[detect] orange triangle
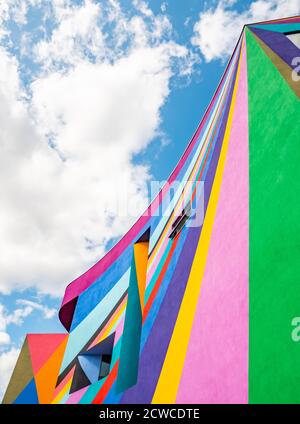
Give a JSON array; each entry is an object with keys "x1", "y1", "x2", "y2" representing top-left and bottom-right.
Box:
[{"x1": 35, "y1": 336, "x2": 69, "y2": 404}]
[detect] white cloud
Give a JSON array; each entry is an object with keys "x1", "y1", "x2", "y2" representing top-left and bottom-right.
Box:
[
  {"x1": 0, "y1": 347, "x2": 20, "y2": 400},
  {"x1": 0, "y1": 1, "x2": 194, "y2": 297},
  {"x1": 0, "y1": 332, "x2": 11, "y2": 345},
  {"x1": 16, "y1": 299, "x2": 56, "y2": 319},
  {"x1": 34, "y1": 0, "x2": 105, "y2": 70},
  {"x1": 161, "y1": 2, "x2": 167, "y2": 13},
  {"x1": 0, "y1": 0, "x2": 41, "y2": 39},
  {"x1": 0, "y1": 303, "x2": 32, "y2": 332},
  {"x1": 192, "y1": 0, "x2": 300, "y2": 62},
  {"x1": 0, "y1": 300, "x2": 55, "y2": 334}
]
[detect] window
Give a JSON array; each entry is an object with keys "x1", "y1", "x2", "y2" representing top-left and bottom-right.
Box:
[
  {"x1": 169, "y1": 202, "x2": 191, "y2": 239},
  {"x1": 69, "y1": 333, "x2": 115, "y2": 394}
]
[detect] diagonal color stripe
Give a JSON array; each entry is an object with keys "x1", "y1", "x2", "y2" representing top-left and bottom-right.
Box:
[
  {"x1": 176, "y1": 37, "x2": 249, "y2": 404},
  {"x1": 152, "y1": 40, "x2": 244, "y2": 405}
]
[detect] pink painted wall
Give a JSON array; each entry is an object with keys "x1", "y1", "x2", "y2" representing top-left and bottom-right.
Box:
[{"x1": 176, "y1": 40, "x2": 249, "y2": 404}]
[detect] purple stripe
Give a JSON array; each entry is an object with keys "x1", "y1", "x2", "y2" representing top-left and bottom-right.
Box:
[
  {"x1": 250, "y1": 27, "x2": 300, "y2": 68},
  {"x1": 119, "y1": 45, "x2": 241, "y2": 404}
]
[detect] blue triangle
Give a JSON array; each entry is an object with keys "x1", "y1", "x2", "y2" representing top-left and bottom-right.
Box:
[
  {"x1": 14, "y1": 378, "x2": 39, "y2": 404},
  {"x1": 78, "y1": 355, "x2": 101, "y2": 383}
]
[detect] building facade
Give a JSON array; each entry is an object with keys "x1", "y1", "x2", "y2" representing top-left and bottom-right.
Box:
[{"x1": 3, "y1": 17, "x2": 300, "y2": 404}]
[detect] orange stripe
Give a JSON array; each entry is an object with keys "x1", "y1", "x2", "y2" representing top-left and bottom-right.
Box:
[
  {"x1": 143, "y1": 234, "x2": 179, "y2": 323},
  {"x1": 92, "y1": 361, "x2": 119, "y2": 404}
]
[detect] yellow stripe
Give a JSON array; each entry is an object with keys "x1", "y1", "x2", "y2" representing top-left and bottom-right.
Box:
[
  {"x1": 134, "y1": 241, "x2": 149, "y2": 311},
  {"x1": 51, "y1": 378, "x2": 72, "y2": 404},
  {"x1": 96, "y1": 300, "x2": 126, "y2": 344},
  {"x1": 152, "y1": 41, "x2": 244, "y2": 404}
]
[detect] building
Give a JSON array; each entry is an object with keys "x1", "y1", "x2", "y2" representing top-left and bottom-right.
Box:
[{"x1": 3, "y1": 16, "x2": 300, "y2": 404}]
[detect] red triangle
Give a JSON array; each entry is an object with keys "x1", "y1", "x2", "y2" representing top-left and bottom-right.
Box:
[{"x1": 27, "y1": 334, "x2": 67, "y2": 374}]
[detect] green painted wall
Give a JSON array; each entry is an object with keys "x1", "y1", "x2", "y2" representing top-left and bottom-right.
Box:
[
  {"x1": 247, "y1": 29, "x2": 300, "y2": 403},
  {"x1": 116, "y1": 253, "x2": 142, "y2": 393}
]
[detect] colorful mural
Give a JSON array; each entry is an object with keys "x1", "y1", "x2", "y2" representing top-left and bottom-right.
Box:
[{"x1": 3, "y1": 16, "x2": 300, "y2": 404}]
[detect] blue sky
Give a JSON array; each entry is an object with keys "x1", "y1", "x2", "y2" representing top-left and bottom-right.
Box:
[{"x1": 0, "y1": 0, "x2": 299, "y2": 397}]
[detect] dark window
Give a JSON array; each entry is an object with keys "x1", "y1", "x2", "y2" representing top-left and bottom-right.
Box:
[
  {"x1": 169, "y1": 202, "x2": 191, "y2": 239},
  {"x1": 69, "y1": 333, "x2": 115, "y2": 394}
]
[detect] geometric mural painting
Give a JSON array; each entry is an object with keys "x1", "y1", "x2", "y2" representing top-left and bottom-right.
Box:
[{"x1": 3, "y1": 16, "x2": 300, "y2": 404}]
